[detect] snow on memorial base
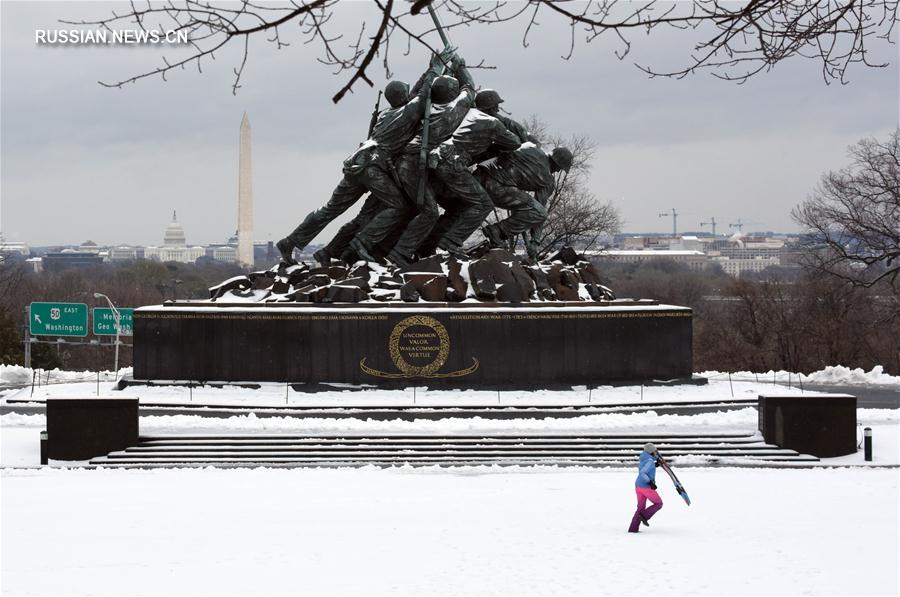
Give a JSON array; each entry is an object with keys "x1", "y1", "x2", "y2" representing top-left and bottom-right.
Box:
[{"x1": 132, "y1": 302, "x2": 694, "y2": 388}]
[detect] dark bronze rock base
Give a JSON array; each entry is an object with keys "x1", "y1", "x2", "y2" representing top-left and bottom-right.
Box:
[{"x1": 207, "y1": 248, "x2": 615, "y2": 305}]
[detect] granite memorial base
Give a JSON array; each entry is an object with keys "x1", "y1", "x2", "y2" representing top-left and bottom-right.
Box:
[
  {"x1": 46, "y1": 398, "x2": 139, "y2": 461},
  {"x1": 133, "y1": 302, "x2": 694, "y2": 389},
  {"x1": 758, "y1": 394, "x2": 857, "y2": 457}
]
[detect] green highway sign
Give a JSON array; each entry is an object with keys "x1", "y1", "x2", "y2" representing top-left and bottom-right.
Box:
[
  {"x1": 29, "y1": 302, "x2": 88, "y2": 337},
  {"x1": 93, "y1": 308, "x2": 134, "y2": 336}
]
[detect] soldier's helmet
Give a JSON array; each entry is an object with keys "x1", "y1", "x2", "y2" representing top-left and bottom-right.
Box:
[
  {"x1": 549, "y1": 147, "x2": 574, "y2": 172},
  {"x1": 475, "y1": 89, "x2": 504, "y2": 113},
  {"x1": 431, "y1": 75, "x2": 460, "y2": 104},
  {"x1": 384, "y1": 80, "x2": 410, "y2": 108}
]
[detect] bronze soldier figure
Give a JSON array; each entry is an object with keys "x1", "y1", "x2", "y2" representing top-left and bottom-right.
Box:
[
  {"x1": 310, "y1": 194, "x2": 382, "y2": 265},
  {"x1": 479, "y1": 143, "x2": 573, "y2": 260},
  {"x1": 315, "y1": 194, "x2": 414, "y2": 265},
  {"x1": 423, "y1": 89, "x2": 527, "y2": 255},
  {"x1": 350, "y1": 58, "x2": 476, "y2": 267},
  {"x1": 275, "y1": 50, "x2": 451, "y2": 264}
]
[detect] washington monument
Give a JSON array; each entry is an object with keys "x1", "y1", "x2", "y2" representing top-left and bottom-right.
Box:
[{"x1": 238, "y1": 112, "x2": 254, "y2": 268}]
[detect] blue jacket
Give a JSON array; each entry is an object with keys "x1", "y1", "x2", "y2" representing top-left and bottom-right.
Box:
[{"x1": 635, "y1": 451, "x2": 658, "y2": 488}]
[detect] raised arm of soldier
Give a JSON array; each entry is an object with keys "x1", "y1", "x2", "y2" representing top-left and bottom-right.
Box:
[
  {"x1": 410, "y1": 47, "x2": 455, "y2": 99},
  {"x1": 370, "y1": 48, "x2": 458, "y2": 160},
  {"x1": 441, "y1": 56, "x2": 476, "y2": 123},
  {"x1": 453, "y1": 56, "x2": 475, "y2": 93}
]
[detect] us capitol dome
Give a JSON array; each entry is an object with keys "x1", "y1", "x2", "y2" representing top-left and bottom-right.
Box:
[
  {"x1": 144, "y1": 211, "x2": 205, "y2": 263},
  {"x1": 163, "y1": 211, "x2": 187, "y2": 246}
]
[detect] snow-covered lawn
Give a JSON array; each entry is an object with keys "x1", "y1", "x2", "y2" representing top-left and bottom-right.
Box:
[
  {"x1": 2, "y1": 365, "x2": 898, "y2": 595},
  {"x1": 1, "y1": 465, "x2": 897, "y2": 596}
]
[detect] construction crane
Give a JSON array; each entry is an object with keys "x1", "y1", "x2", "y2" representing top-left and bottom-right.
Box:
[
  {"x1": 700, "y1": 217, "x2": 718, "y2": 237},
  {"x1": 658, "y1": 208, "x2": 678, "y2": 236},
  {"x1": 730, "y1": 218, "x2": 763, "y2": 234},
  {"x1": 729, "y1": 219, "x2": 745, "y2": 233}
]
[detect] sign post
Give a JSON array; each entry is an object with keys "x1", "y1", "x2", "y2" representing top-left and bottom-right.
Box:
[
  {"x1": 23, "y1": 306, "x2": 32, "y2": 368},
  {"x1": 92, "y1": 296, "x2": 129, "y2": 379}
]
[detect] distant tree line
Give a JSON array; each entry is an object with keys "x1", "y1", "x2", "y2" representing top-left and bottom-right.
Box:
[{"x1": 603, "y1": 260, "x2": 899, "y2": 374}]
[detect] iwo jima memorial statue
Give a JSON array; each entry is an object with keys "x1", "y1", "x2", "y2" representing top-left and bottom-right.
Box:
[{"x1": 133, "y1": 7, "x2": 694, "y2": 389}]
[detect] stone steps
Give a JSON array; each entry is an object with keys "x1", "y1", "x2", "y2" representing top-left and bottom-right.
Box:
[{"x1": 89, "y1": 432, "x2": 818, "y2": 468}]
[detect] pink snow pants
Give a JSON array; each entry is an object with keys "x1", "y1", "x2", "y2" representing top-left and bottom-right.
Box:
[{"x1": 628, "y1": 487, "x2": 663, "y2": 532}]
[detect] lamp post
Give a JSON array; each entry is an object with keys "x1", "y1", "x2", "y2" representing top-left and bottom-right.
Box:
[{"x1": 94, "y1": 292, "x2": 121, "y2": 380}]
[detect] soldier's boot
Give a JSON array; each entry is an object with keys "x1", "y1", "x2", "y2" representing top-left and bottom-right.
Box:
[
  {"x1": 482, "y1": 224, "x2": 507, "y2": 249},
  {"x1": 387, "y1": 249, "x2": 413, "y2": 267},
  {"x1": 349, "y1": 238, "x2": 379, "y2": 264},
  {"x1": 436, "y1": 239, "x2": 467, "y2": 261},
  {"x1": 340, "y1": 247, "x2": 361, "y2": 265},
  {"x1": 276, "y1": 238, "x2": 298, "y2": 265},
  {"x1": 312, "y1": 249, "x2": 331, "y2": 267},
  {"x1": 464, "y1": 240, "x2": 492, "y2": 260}
]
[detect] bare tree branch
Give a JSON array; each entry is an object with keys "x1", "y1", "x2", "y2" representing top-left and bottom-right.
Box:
[
  {"x1": 330, "y1": 0, "x2": 392, "y2": 103},
  {"x1": 64, "y1": 0, "x2": 897, "y2": 100},
  {"x1": 792, "y1": 129, "x2": 900, "y2": 292}
]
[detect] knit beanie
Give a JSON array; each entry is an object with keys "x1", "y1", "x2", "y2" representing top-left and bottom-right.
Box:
[{"x1": 643, "y1": 443, "x2": 657, "y2": 454}]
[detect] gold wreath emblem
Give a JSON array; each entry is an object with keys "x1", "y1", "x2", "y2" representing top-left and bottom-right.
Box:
[
  {"x1": 360, "y1": 315, "x2": 479, "y2": 379},
  {"x1": 389, "y1": 315, "x2": 449, "y2": 375}
]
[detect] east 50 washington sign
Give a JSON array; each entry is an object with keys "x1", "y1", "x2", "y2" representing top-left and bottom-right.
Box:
[{"x1": 29, "y1": 302, "x2": 133, "y2": 337}]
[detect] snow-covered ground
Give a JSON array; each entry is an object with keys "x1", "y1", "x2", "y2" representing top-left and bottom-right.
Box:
[
  {"x1": 701, "y1": 365, "x2": 900, "y2": 387},
  {"x1": 3, "y1": 364, "x2": 897, "y2": 410},
  {"x1": 2, "y1": 465, "x2": 897, "y2": 596},
  {"x1": 0, "y1": 373, "x2": 831, "y2": 409},
  {"x1": 2, "y1": 365, "x2": 898, "y2": 595},
  {"x1": 5, "y1": 364, "x2": 897, "y2": 390}
]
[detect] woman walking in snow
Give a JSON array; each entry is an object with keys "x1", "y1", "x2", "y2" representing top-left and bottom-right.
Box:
[{"x1": 628, "y1": 443, "x2": 663, "y2": 533}]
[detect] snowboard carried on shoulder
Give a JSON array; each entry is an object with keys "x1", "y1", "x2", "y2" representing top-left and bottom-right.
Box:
[{"x1": 656, "y1": 454, "x2": 691, "y2": 506}]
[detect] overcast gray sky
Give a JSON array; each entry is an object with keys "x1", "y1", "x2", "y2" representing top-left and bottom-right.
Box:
[{"x1": 1, "y1": 1, "x2": 897, "y2": 247}]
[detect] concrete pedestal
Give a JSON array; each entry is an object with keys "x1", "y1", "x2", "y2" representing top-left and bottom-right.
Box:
[
  {"x1": 46, "y1": 398, "x2": 139, "y2": 461},
  {"x1": 758, "y1": 394, "x2": 857, "y2": 457}
]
